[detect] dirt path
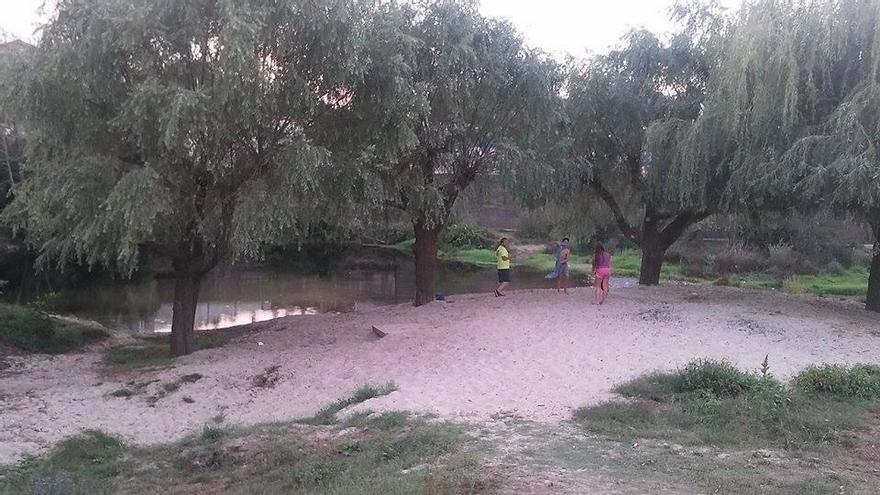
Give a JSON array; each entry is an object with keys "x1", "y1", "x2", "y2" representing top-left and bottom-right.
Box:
[{"x1": 2, "y1": 285, "x2": 879, "y2": 463}]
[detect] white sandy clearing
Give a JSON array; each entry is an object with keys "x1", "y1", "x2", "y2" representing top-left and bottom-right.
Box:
[{"x1": 2, "y1": 285, "x2": 879, "y2": 463}]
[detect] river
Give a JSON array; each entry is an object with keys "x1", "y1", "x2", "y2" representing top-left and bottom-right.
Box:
[{"x1": 39, "y1": 249, "x2": 635, "y2": 334}]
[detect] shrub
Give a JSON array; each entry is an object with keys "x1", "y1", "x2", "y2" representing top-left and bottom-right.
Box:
[
  {"x1": 672, "y1": 360, "x2": 757, "y2": 398},
  {"x1": 793, "y1": 364, "x2": 880, "y2": 398},
  {"x1": 823, "y1": 260, "x2": 847, "y2": 276},
  {"x1": 766, "y1": 243, "x2": 799, "y2": 277},
  {"x1": 853, "y1": 245, "x2": 874, "y2": 268},
  {"x1": 783, "y1": 275, "x2": 806, "y2": 294},
  {"x1": 713, "y1": 244, "x2": 765, "y2": 276},
  {"x1": 441, "y1": 223, "x2": 495, "y2": 249},
  {"x1": 0, "y1": 304, "x2": 108, "y2": 354},
  {"x1": 0, "y1": 303, "x2": 55, "y2": 351},
  {"x1": 517, "y1": 210, "x2": 553, "y2": 241}
]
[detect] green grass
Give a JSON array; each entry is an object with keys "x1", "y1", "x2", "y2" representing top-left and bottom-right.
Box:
[
  {"x1": 575, "y1": 360, "x2": 878, "y2": 450},
  {"x1": 0, "y1": 303, "x2": 109, "y2": 354},
  {"x1": 448, "y1": 248, "x2": 498, "y2": 267},
  {"x1": 792, "y1": 265, "x2": 869, "y2": 296},
  {"x1": 728, "y1": 266, "x2": 868, "y2": 297},
  {"x1": 0, "y1": 412, "x2": 483, "y2": 495},
  {"x1": 299, "y1": 382, "x2": 399, "y2": 425},
  {"x1": 445, "y1": 247, "x2": 689, "y2": 280},
  {"x1": 793, "y1": 364, "x2": 880, "y2": 398},
  {"x1": 103, "y1": 333, "x2": 229, "y2": 369}
]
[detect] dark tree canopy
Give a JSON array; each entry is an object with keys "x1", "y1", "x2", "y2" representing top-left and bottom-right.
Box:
[
  {"x1": 328, "y1": 0, "x2": 562, "y2": 305},
  {"x1": 520, "y1": 2, "x2": 733, "y2": 285},
  {"x1": 4, "y1": 0, "x2": 371, "y2": 353}
]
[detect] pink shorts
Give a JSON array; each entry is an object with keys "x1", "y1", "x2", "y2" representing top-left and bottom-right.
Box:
[{"x1": 595, "y1": 267, "x2": 611, "y2": 280}]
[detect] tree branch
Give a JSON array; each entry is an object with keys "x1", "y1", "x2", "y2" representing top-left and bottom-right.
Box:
[
  {"x1": 659, "y1": 209, "x2": 711, "y2": 248},
  {"x1": 589, "y1": 175, "x2": 642, "y2": 244}
]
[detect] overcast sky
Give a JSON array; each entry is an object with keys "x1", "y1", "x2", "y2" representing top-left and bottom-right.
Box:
[{"x1": 3, "y1": 0, "x2": 741, "y2": 56}]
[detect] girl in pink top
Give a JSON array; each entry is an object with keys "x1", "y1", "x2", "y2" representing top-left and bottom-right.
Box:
[{"x1": 592, "y1": 243, "x2": 612, "y2": 305}]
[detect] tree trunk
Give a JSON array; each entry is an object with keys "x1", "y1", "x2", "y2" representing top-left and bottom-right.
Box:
[
  {"x1": 413, "y1": 222, "x2": 441, "y2": 307},
  {"x1": 639, "y1": 228, "x2": 665, "y2": 286},
  {"x1": 867, "y1": 240, "x2": 880, "y2": 313},
  {"x1": 170, "y1": 273, "x2": 202, "y2": 356}
]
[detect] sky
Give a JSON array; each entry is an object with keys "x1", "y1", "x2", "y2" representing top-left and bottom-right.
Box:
[{"x1": 2, "y1": 0, "x2": 741, "y2": 57}]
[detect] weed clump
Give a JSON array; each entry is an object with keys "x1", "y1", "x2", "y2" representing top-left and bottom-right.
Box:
[
  {"x1": 0, "y1": 304, "x2": 108, "y2": 354},
  {"x1": 793, "y1": 364, "x2": 880, "y2": 398}
]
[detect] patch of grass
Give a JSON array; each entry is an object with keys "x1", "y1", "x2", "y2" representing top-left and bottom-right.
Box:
[
  {"x1": 793, "y1": 364, "x2": 880, "y2": 398},
  {"x1": 0, "y1": 410, "x2": 485, "y2": 495},
  {"x1": 0, "y1": 430, "x2": 128, "y2": 494},
  {"x1": 0, "y1": 303, "x2": 108, "y2": 354},
  {"x1": 299, "y1": 382, "x2": 399, "y2": 426},
  {"x1": 200, "y1": 425, "x2": 226, "y2": 443},
  {"x1": 104, "y1": 333, "x2": 229, "y2": 369},
  {"x1": 793, "y1": 266, "x2": 869, "y2": 296},
  {"x1": 343, "y1": 410, "x2": 411, "y2": 430},
  {"x1": 447, "y1": 248, "x2": 498, "y2": 266},
  {"x1": 576, "y1": 360, "x2": 879, "y2": 450}
]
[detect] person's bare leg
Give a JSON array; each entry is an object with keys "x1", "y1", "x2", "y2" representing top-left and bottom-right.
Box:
[
  {"x1": 600, "y1": 278, "x2": 610, "y2": 304},
  {"x1": 593, "y1": 277, "x2": 601, "y2": 304},
  {"x1": 562, "y1": 273, "x2": 569, "y2": 294},
  {"x1": 498, "y1": 281, "x2": 509, "y2": 294},
  {"x1": 556, "y1": 276, "x2": 562, "y2": 293}
]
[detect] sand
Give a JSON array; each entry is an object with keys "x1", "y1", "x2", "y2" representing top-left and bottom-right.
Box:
[{"x1": 2, "y1": 285, "x2": 880, "y2": 463}]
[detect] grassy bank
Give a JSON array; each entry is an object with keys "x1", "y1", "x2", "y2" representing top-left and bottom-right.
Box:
[
  {"x1": 0, "y1": 303, "x2": 109, "y2": 354},
  {"x1": 0, "y1": 388, "x2": 486, "y2": 495},
  {"x1": 566, "y1": 360, "x2": 880, "y2": 493},
  {"x1": 446, "y1": 247, "x2": 685, "y2": 279},
  {"x1": 445, "y1": 246, "x2": 868, "y2": 297},
  {"x1": 104, "y1": 333, "x2": 231, "y2": 370}
]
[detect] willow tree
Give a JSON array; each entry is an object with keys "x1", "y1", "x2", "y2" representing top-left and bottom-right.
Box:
[
  {"x1": 554, "y1": 6, "x2": 731, "y2": 285},
  {"x1": 719, "y1": 0, "x2": 880, "y2": 311},
  {"x1": 0, "y1": 41, "x2": 30, "y2": 205},
  {"x1": 4, "y1": 0, "x2": 370, "y2": 354},
  {"x1": 327, "y1": 0, "x2": 560, "y2": 305}
]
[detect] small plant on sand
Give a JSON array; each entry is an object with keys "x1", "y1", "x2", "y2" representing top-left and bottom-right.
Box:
[
  {"x1": 299, "y1": 382, "x2": 399, "y2": 426},
  {"x1": 760, "y1": 354, "x2": 771, "y2": 378}
]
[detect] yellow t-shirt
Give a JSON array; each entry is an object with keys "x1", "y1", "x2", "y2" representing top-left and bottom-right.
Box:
[{"x1": 496, "y1": 245, "x2": 510, "y2": 270}]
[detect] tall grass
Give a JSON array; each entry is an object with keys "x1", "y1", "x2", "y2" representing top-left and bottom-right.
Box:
[{"x1": 576, "y1": 360, "x2": 879, "y2": 450}]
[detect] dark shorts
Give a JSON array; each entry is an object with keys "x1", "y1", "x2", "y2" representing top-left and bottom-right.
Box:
[{"x1": 497, "y1": 269, "x2": 511, "y2": 283}]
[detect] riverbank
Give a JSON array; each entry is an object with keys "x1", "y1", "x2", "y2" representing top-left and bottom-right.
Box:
[
  {"x1": 446, "y1": 246, "x2": 871, "y2": 298},
  {"x1": 3, "y1": 284, "x2": 879, "y2": 467}
]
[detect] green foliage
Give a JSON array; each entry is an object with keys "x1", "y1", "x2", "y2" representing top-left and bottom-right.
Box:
[
  {"x1": 666, "y1": 359, "x2": 756, "y2": 399},
  {"x1": 713, "y1": 244, "x2": 766, "y2": 276},
  {"x1": 334, "y1": 0, "x2": 561, "y2": 233},
  {"x1": 578, "y1": 361, "x2": 878, "y2": 449},
  {"x1": 442, "y1": 223, "x2": 496, "y2": 250},
  {"x1": 793, "y1": 364, "x2": 880, "y2": 399},
  {"x1": 298, "y1": 382, "x2": 399, "y2": 426},
  {"x1": 0, "y1": 303, "x2": 108, "y2": 353},
  {"x1": 0, "y1": 414, "x2": 479, "y2": 495},
  {"x1": 104, "y1": 333, "x2": 228, "y2": 369},
  {"x1": 2, "y1": 0, "x2": 377, "y2": 350},
  {"x1": 0, "y1": 430, "x2": 127, "y2": 494}
]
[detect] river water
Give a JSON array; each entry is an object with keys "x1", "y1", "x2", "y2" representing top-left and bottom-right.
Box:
[{"x1": 42, "y1": 250, "x2": 635, "y2": 334}]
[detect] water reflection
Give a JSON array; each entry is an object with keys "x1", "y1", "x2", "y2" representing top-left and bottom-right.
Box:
[{"x1": 44, "y1": 252, "x2": 636, "y2": 335}]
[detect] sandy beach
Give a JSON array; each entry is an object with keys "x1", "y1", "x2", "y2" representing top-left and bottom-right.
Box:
[{"x1": 2, "y1": 285, "x2": 880, "y2": 463}]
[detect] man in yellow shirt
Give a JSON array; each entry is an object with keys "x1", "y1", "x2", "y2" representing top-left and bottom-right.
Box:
[{"x1": 495, "y1": 237, "x2": 511, "y2": 297}]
